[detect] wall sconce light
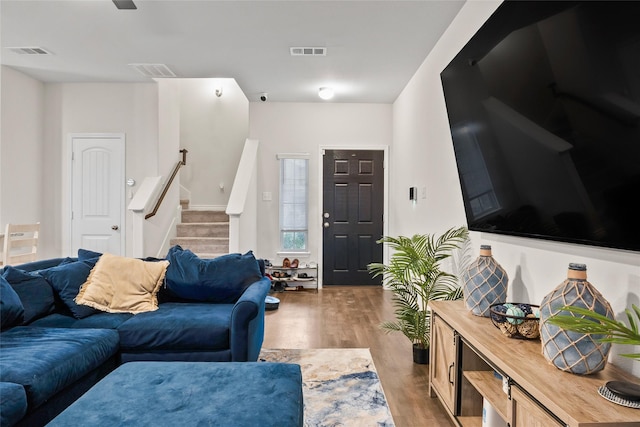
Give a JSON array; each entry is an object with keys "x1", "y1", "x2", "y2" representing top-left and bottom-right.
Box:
[
  {"x1": 215, "y1": 87, "x2": 223, "y2": 97},
  {"x1": 318, "y1": 87, "x2": 334, "y2": 100}
]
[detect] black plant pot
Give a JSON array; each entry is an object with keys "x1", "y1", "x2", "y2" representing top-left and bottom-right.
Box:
[{"x1": 413, "y1": 344, "x2": 430, "y2": 364}]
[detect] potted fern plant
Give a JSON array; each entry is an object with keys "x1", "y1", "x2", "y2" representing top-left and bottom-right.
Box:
[{"x1": 368, "y1": 226, "x2": 469, "y2": 364}]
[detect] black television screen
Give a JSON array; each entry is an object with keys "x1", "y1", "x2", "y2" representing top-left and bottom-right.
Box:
[{"x1": 441, "y1": 0, "x2": 640, "y2": 252}]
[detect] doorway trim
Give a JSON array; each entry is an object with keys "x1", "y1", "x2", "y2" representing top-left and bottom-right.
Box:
[
  {"x1": 64, "y1": 133, "x2": 126, "y2": 256},
  {"x1": 317, "y1": 145, "x2": 389, "y2": 289}
]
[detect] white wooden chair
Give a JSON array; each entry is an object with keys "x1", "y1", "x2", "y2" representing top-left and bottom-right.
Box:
[{"x1": 2, "y1": 222, "x2": 40, "y2": 266}]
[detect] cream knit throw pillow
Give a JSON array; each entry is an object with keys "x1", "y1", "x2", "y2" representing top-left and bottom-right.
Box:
[{"x1": 76, "y1": 253, "x2": 169, "y2": 314}]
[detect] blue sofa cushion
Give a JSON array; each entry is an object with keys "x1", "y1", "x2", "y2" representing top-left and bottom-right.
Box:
[
  {"x1": 3, "y1": 258, "x2": 68, "y2": 273},
  {"x1": 0, "y1": 327, "x2": 119, "y2": 409},
  {"x1": 28, "y1": 312, "x2": 134, "y2": 330},
  {"x1": 39, "y1": 261, "x2": 99, "y2": 319},
  {"x1": 47, "y1": 362, "x2": 303, "y2": 427},
  {"x1": 2, "y1": 266, "x2": 55, "y2": 324},
  {"x1": 0, "y1": 382, "x2": 27, "y2": 427},
  {"x1": 27, "y1": 313, "x2": 77, "y2": 328},
  {"x1": 117, "y1": 302, "x2": 233, "y2": 351},
  {"x1": 0, "y1": 276, "x2": 24, "y2": 329},
  {"x1": 165, "y1": 246, "x2": 262, "y2": 303},
  {"x1": 72, "y1": 312, "x2": 134, "y2": 329}
]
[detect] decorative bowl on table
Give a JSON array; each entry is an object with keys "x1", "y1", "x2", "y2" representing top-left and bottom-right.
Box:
[{"x1": 490, "y1": 303, "x2": 540, "y2": 339}]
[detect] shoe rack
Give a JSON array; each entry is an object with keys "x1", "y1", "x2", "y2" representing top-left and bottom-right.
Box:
[{"x1": 266, "y1": 258, "x2": 317, "y2": 292}]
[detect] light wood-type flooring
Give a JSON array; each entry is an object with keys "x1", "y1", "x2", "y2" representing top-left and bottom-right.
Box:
[{"x1": 262, "y1": 286, "x2": 455, "y2": 427}]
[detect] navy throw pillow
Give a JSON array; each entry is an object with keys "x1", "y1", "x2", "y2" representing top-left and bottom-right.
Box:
[
  {"x1": 165, "y1": 246, "x2": 262, "y2": 303},
  {"x1": 0, "y1": 276, "x2": 24, "y2": 329},
  {"x1": 39, "y1": 261, "x2": 99, "y2": 319},
  {"x1": 78, "y1": 248, "x2": 102, "y2": 267},
  {"x1": 2, "y1": 266, "x2": 56, "y2": 324}
]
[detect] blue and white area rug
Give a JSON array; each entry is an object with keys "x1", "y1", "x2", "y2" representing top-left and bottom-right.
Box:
[{"x1": 259, "y1": 348, "x2": 395, "y2": 427}]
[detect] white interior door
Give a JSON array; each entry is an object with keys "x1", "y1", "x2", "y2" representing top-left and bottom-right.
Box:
[{"x1": 71, "y1": 134, "x2": 125, "y2": 255}]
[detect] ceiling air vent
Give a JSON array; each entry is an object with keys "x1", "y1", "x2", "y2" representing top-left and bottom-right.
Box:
[
  {"x1": 8, "y1": 47, "x2": 52, "y2": 55},
  {"x1": 128, "y1": 63, "x2": 176, "y2": 78},
  {"x1": 290, "y1": 47, "x2": 326, "y2": 56}
]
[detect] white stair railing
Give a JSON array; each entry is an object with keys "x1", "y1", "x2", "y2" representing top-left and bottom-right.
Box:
[
  {"x1": 128, "y1": 176, "x2": 163, "y2": 258},
  {"x1": 226, "y1": 139, "x2": 259, "y2": 253}
]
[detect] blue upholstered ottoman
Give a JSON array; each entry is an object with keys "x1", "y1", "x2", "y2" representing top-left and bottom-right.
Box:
[{"x1": 47, "y1": 361, "x2": 303, "y2": 426}]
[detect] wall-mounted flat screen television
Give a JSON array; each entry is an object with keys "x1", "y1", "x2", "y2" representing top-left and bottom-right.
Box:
[{"x1": 441, "y1": 0, "x2": 640, "y2": 252}]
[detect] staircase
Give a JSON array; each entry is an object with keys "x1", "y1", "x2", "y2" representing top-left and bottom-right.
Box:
[{"x1": 170, "y1": 200, "x2": 229, "y2": 258}]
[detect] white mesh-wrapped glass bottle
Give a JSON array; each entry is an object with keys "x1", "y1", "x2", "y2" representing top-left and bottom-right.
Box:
[
  {"x1": 539, "y1": 263, "x2": 614, "y2": 375},
  {"x1": 462, "y1": 245, "x2": 508, "y2": 317}
]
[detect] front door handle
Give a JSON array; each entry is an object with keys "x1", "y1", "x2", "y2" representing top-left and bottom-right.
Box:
[{"x1": 323, "y1": 222, "x2": 330, "y2": 228}]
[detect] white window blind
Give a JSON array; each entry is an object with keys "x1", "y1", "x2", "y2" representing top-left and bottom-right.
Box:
[{"x1": 279, "y1": 156, "x2": 309, "y2": 251}]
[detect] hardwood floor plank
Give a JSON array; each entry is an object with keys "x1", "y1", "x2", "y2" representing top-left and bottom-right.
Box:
[{"x1": 263, "y1": 286, "x2": 454, "y2": 427}]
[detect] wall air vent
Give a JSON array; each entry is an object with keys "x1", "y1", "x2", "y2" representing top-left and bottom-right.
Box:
[
  {"x1": 128, "y1": 63, "x2": 176, "y2": 78},
  {"x1": 8, "y1": 47, "x2": 52, "y2": 55},
  {"x1": 290, "y1": 47, "x2": 326, "y2": 56}
]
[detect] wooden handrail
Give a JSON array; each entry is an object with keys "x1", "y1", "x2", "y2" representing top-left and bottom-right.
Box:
[{"x1": 145, "y1": 149, "x2": 187, "y2": 220}]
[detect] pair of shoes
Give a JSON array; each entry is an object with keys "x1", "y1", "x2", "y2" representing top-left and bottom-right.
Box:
[
  {"x1": 282, "y1": 258, "x2": 291, "y2": 268},
  {"x1": 290, "y1": 258, "x2": 299, "y2": 268},
  {"x1": 273, "y1": 271, "x2": 290, "y2": 279}
]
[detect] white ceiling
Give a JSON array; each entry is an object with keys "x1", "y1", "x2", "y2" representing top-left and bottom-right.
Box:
[{"x1": 0, "y1": 0, "x2": 465, "y2": 103}]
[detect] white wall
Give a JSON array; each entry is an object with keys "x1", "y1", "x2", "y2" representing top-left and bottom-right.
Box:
[
  {"x1": 249, "y1": 102, "x2": 392, "y2": 265},
  {"x1": 2, "y1": 73, "x2": 249, "y2": 260},
  {"x1": 143, "y1": 78, "x2": 182, "y2": 258},
  {"x1": 392, "y1": 0, "x2": 639, "y2": 375},
  {"x1": 179, "y1": 79, "x2": 249, "y2": 209},
  {"x1": 1, "y1": 67, "x2": 46, "y2": 253},
  {"x1": 43, "y1": 82, "x2": 159, "y2": 257}
]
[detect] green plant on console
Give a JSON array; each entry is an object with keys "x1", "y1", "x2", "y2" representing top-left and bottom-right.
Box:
[
  {"x1": 547, "y1": 304, "x2": 640, "y2": 361},
  {"x1": 368, "y1": 226, "x2": 469, "y2": 351}
]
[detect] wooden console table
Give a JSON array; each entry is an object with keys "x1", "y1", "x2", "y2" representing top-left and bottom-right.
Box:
[{"x1": 429, "y1": 300, "x2": 640, "y2": 427}]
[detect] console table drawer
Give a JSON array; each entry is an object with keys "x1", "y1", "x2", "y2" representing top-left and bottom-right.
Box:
[{"x1": 510, "y1": 385, "x2": 563, "y2": 427}]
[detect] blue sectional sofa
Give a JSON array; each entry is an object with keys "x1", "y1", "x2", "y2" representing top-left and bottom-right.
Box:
[{"x1": 0, "y1": 246, "x2": 272, "y2": 427}]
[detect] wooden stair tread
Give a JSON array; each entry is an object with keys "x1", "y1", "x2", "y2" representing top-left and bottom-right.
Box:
[{"x1": 175, "y1": 204, "x2": 230, "y2": 255}]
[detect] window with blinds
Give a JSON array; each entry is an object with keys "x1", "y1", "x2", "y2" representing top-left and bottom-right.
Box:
[{"x1": 279, "y1": 157, "x2": 309, "y2": 251}]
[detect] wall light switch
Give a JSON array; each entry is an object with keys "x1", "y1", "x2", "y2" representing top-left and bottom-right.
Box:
[
  {"x1": 409, "y1": 187, "x2": 418, "y2": 201},
  {"x1": 262, "y1": 191, "x2": 272, "y2": 201}
]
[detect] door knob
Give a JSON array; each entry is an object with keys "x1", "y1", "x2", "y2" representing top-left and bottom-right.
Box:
[
  {"x1": 111, "y1": 225, "x2": 119, "y2": 231},
  {"x1": 323, "y1": 222, "x2": 330, "y2": 228},
  {"x1": 323, "y1": 212, "x2": 330, "y2": 218}
]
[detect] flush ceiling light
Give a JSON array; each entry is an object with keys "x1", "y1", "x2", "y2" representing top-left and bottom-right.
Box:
[{"x1": 318, "y1": 87, "x2": 334, "y2": 100}]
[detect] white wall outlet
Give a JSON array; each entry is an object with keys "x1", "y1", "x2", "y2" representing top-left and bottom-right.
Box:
[{"x1": 262, "y1": 191, "x2": 272, "y2": 201}]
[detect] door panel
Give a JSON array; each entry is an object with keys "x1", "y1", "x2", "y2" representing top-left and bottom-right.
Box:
[
  {"x1": 71, "y1": 135, "x2": 124, "y2": 255},
  {"x1": 323, "y1": 149, "x2": 383, "y2": 285},
  {"x1": 430, "y1": 315, "x2": 457, "y2": 414}
]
